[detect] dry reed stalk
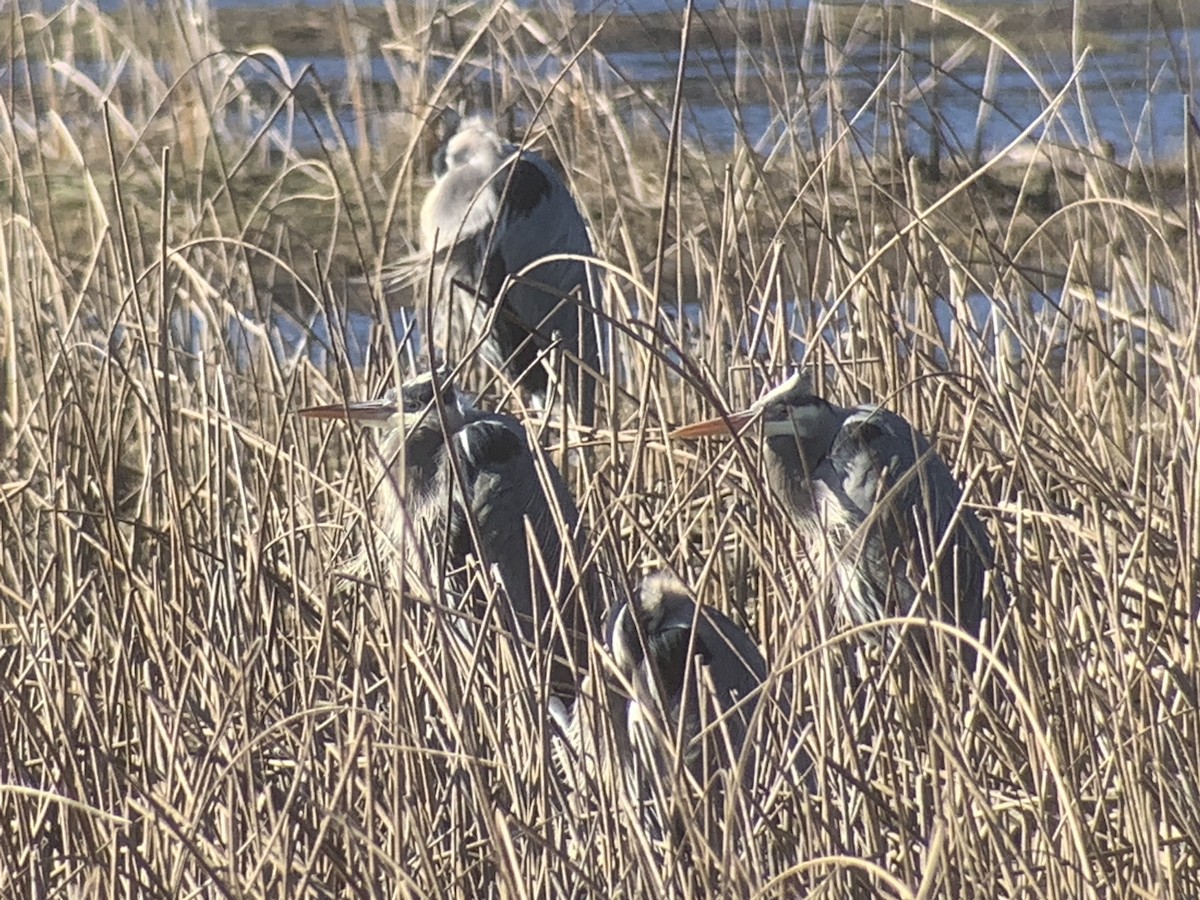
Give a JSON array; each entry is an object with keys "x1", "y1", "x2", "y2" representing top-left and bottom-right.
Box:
[{"x1": 0, "y1": 0, "x2": 1196, "y2": 896}]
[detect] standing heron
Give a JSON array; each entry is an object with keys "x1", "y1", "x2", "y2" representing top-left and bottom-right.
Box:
[
  {"x1": 401, "y1": 114, "x2": 600, "y2": 425},
  {"x1": 550, "y1": 571, "x2": 768, "y2": 801},
  {"x1": 299, "y1": 368, "x2": 595, "y2": 686},
  {"x1": 670, "y1": 374, "x2": 992, "y2": 650}
]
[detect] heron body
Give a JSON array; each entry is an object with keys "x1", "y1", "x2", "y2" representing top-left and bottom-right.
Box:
[
  {"x1": 300, "y1": 370, "x2": 593, "y2": 683},
  {"x1": 418, "y1": 115, "x2": 600, "y2": 424},
  {"x1": 548, "y1": 571, "x2": 771, "y2": 848},
  {"x1": 671, "y1": 375, "x2": 993, "y2": 645},
  {"x1": 609, "y1": 572, "x2": 767, "y2": 782}
]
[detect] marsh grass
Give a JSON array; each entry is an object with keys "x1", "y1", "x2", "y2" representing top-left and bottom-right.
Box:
[{"x1": 2, "y1": 0, "x2": 1198, "y2": 896}]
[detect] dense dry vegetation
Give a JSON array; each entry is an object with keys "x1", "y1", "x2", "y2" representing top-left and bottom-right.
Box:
[{"x1": 2, "y1": 0, "x2": 1197, "y2": 896}]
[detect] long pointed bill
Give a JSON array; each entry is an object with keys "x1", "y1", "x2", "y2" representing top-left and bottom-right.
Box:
[
  {"x1": 297, "y1": 398, "x2": 397, "y2": 423},
  {"x1": 668, "y1": 410, "x2": 756, "y2": 440}
]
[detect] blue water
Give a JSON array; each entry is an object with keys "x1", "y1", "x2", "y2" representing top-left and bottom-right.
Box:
[
  {"x1": 207, "y1": 24, "x2": 1195, "y2": 160},
  {"x1": 7, "y1": 3, "x2": 1194, "y2": 161},
  {"x1": 229, "y1": 280, "x2": 1160, "y2": 381},
  {"x1": 12, "y1": 1, "x2": 1192, "y2": 376}
]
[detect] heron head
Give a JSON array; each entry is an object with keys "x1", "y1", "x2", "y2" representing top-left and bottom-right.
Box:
[
  {"x1": 297, "y1": 368, "x2": 464, "y2": 440},
  {"x1": 433, "y1": 115, "x2": 507, "y2": 179},
  {"x1": 668, "y1": 371, "x2": 834, "y2": 442},
  {"x1": 609, "y1": 573, "x2": 696, "y2": 691}
]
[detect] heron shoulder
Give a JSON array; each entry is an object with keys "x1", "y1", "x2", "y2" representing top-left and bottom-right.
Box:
[
  {"x1": 498, "y1": 157, "x2": 553, "y2": 219},
  {"x1": 453, "y1": 414, "x2": 527, "y2": 477},
  {"x1": 607, "y1": 574, "x2": 693, "y2": 673},
  {"x1": 820, "y1": 405, "x2": 919, "y2": 519},
  {"x1": 618, "y1": 574, "x2": 766, "y2": 691},
  {"x1": 833, "y1": 405, "x2": 934, "y2": 471},
  {"x1": 636, "y1": 571, "x2": 693, "y2": 625},
  {"x1": 832, "y1": 405, "x2": 987, "y2": 547}
]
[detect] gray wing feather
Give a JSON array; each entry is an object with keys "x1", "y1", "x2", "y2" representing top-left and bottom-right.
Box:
[
  {"x1": 693, "y1": 608, "x2": 767, "y2": 708},
  {"x1": 821, "y1": 405, "x2": 990, "y2": 632},
  {"x1": 453, "y1": 412, "x2": 585, "y2": 646}
]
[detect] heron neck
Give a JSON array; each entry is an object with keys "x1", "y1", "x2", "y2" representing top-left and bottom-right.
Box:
[
  {"x1": 378, "y1": 424, "x2": 451, "y2": 489},
  {"x1": 762, "y1": 403, "x2": 847, "y2": 510}
]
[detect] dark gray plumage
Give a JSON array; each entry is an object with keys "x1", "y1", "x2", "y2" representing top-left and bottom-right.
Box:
[
  {"x1": 610, "y1": 572, "x2": 767, "y2": 780},
  {"x1": 299, "y1": 369, "x2": 594, "y2": 685},
  {"x1": 548, "y1": 573, "x2": 807, "y2": 846},
  {"x1": 413, "y1": 115, "x2": 600, "y2": 424},
  {"x1": 672, "y1": 374, "x2": 993, "y2": 648}
]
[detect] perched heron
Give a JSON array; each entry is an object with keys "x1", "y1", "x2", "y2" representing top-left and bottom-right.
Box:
[
  {"x1": 403, "y1": 114, "x2": 600, "y2": 424},
  {"x1": 551, "y1": 572, "x2": 767, "y2": 796},
  {"x1": 299, "y1": 369, "x2": 595, "y2": 686},
  {"x1": 670, "y1": 374, "x2": 992, "y2": 649}
]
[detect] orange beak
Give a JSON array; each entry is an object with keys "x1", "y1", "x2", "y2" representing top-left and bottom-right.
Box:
[
  {"x1": 668, "y1": 409, "x2": 756, "y2": 439},
  {"x1": 297, "y1": 397, "x2": 397, "y2": 423}
]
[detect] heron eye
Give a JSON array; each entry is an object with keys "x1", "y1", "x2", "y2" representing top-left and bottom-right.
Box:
[{"x1": 403, "y1": 386, "x2": 432, "y2": 412}]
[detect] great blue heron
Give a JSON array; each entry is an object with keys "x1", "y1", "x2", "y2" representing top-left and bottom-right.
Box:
[
  {"x1": 670, "y1": 374, "x2": 992, "y2": 650},
  {"x1": 400, "y1": 114, "x2": 600, "y2": 425},
  {"x1": 612, "y1": 572, "x2": 767, "y2": 781},
  {"x1": 550, "y1": 571, "x2": 768, "y2": 801},
  {"x1": 299, "y1": 368, "x2": 595, "y2": 686}
]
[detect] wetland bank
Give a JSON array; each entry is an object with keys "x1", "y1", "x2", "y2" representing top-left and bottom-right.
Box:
[{"x1": 6, "y1": 0, "x2": 1193, "y2": 318}]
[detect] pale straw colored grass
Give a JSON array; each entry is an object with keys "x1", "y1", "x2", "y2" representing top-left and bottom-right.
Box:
[{"x1": 1, "y1": 0, "x2": 1197, "y2": 896}]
